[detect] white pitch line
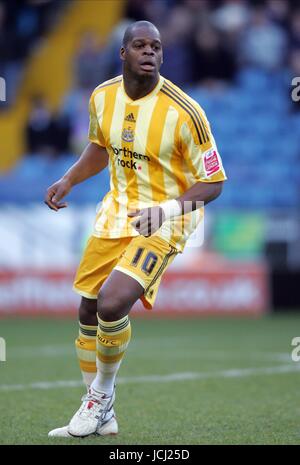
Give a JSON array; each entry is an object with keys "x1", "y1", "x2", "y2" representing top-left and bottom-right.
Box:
[
  {"x1": 9, "y1": 345, "x2": 74, "y2": 358},
  {"x1": 0, "y1": 364, "x2": 300, "y2": 392},
  {"x1": 7, "y1": 345, "x2": 293, "y2": 362}
]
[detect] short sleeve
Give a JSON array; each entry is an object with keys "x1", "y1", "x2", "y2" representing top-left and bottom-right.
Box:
[
  {"x1": 88, "y1": 93, "x2": 105, "y2": 147},
  {"x1": 180, "y1": 106, "x2": 227, "y2": 183}
]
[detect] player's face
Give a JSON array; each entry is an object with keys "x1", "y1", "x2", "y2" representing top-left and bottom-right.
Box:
[{"x1": 121, "y1": 28, "x2": 163, "y2": 78}]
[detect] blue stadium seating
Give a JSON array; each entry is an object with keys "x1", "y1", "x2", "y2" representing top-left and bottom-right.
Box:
[{"x1": 1, "y1": 68, "x2": 299, "y2": 209}]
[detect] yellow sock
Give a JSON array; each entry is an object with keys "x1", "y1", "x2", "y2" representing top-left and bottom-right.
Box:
[
  {"x1": 75, "y1": 322, "x2": 97, "y2": 390},
  {"x1": 91, "y1": 315, "x2": 131, "y2": 395}
]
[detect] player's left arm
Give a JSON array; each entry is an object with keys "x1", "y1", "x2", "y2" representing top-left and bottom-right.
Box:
[
  {"x1": 129, "y1": 106, "x2": 226, "y2": 236},
  {"x1": 128, "y1": 180, "x2": 223, "y2": 237},
  {"x1": 177, "y1": 179, "x2": 224, "y2": 208}
]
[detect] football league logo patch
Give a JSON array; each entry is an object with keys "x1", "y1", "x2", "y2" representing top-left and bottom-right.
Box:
[
  {"x1": 203, "y1": 149, "x2": 221, "y2": 177},
  {"x1": 122, "y1": 127, "x2": 135, "y2": 142}
]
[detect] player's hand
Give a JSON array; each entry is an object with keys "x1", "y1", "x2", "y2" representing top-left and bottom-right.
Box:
[
  {"x1": 44, "y1": 178, "x2": 72, "y2": 211},
  {"x1": 128, "y1": 206, "x2": 165, "y2": 236}
]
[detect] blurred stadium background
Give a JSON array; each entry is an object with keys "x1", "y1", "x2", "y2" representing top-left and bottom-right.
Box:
[
  {"x1": 0, "y1": 0, "x2": 300, "y2": 316},
  {"x1": 0, "y1": 0, "x2": 300, "y2": 445}
]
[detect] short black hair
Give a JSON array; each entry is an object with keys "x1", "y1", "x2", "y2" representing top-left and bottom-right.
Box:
[{"x1": 122, "y1": 21, "x2": 160, "y2": 47}]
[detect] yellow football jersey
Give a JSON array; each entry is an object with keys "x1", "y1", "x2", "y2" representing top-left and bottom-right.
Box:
[{"x1": 88, "y1": 74, "x2": 227, "y2": 252}]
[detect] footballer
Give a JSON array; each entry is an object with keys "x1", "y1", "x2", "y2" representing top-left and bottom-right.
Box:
[{"x1": 45, "y1": 20, "x2": 226, "y2": 438}]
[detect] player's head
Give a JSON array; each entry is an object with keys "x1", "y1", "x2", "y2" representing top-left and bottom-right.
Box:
[{"x1": 120, "y1": 21, "x2": 163, "y2": 78}]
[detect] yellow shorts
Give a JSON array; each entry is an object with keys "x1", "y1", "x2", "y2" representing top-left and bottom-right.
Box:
[{"x1": 73, "y1": 235, "x2": 178, "y2": 309}]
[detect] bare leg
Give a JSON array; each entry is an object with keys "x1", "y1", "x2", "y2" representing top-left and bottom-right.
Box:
[
  {"x1": 97, "y1": 270, "x2": 144, "y2": 321},
  {"x1": 79, "y1": 296, "x2": 98, "y2": 325}
]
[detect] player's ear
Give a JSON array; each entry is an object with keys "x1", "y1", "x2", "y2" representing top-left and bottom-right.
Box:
[
  {"x1": 120, "y1": 46, "x2": 125, "y2": 61},
  {"x1": 159, "y1": 48, "x2": 163, "y2": 66}
]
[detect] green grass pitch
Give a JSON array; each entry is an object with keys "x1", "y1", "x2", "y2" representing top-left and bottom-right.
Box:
[{"x1": 0, "y1": 314, "x2": 300, "y2": 445}]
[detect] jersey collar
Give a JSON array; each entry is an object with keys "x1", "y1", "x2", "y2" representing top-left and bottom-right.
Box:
[{"x1": 120, "y1": 75, "x2": 164, "y2": 105}]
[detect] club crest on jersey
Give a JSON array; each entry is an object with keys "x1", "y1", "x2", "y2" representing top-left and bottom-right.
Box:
[{"x1": 122, "y1": 127, "x2": 135, "y2": 142}]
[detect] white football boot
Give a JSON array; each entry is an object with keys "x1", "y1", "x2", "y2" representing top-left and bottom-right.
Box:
[
  {"x1": 68, "y1": 387, "x2": 116, "y2": 437},
  {"x1": 48, "y1": 413, "x2": 118, "y2": 438},
  {"x1": 48, "y1": 388, "x2": 117, "y2": 438}
]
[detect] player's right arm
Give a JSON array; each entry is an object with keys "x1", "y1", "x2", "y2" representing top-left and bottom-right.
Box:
[
  {"x1": 45, "y1": 89, "x2": 108, "y2": 211},
  {"x1": 44, "y1": 142, "x2": 108, "y2": 211}
]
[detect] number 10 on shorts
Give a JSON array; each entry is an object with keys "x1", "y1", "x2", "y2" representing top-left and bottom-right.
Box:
[{"x1": 131, "y1": 248, "x2": 158, "y2": 276}]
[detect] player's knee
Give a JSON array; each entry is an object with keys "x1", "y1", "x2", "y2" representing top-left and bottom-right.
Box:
[
  {"x1": 79, "y1": 297, "x2": 98, "y2": 325},
  {"x1": 97, "y1": 290, "x2": 129, "y2": 322}
]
